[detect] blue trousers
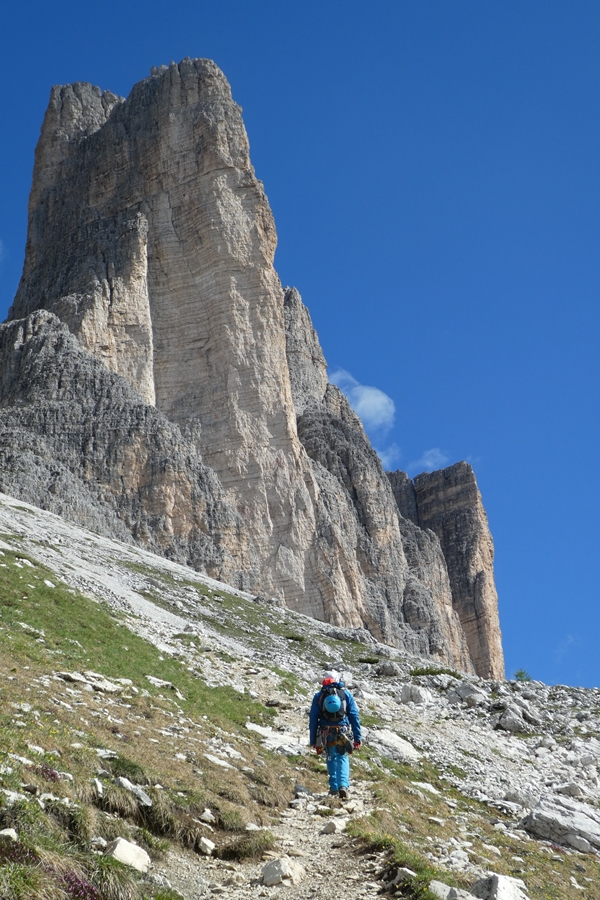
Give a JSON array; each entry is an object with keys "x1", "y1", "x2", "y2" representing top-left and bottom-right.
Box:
[{"x1": 326, "y1": 746, "x2": 350, "y2": 791}]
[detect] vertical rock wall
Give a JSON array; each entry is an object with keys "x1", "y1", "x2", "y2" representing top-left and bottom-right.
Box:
[
  {"x1": 387, "y1": 463, "x2": 505, "y2": 679},
  {"x1": 4, "y1": 58, "x2": 502, "y2": 676}
]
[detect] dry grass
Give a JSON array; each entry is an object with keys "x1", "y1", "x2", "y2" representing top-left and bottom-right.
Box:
[{"x1": 216, "y1": 829, "x2": 276, "y2": 861}]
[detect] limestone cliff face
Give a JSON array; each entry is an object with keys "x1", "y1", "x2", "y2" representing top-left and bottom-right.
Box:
[
  {"x1": 387, "y1": 463, "x2": 504, "y2": 679},
  {"x1": 284, "y1": 290, "x2": 473, "y2": 670},
  {"x1": 0, "y1": 311, "x2": 250, "y2": 582},
  {"x1": 4, "y1": 58, "x2": 502, "y2": 675}
]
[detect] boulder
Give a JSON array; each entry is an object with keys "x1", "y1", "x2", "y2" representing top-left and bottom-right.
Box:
[
  {"x1": 320, "y1": 818, "x2": 347, "y2": 834},
  {"x1": 429, "y1": 883, "x2": 453, "y2": 900},
  {"x1": 521, "y1": 794, "x2": 600, "y2": 851},
  {"x1": 385, "y1": 866, "x2": 417, "y2": 887},
  {"x1": 470, "y1": 874, "x2": 529, "y2": 900},
  {"x1": 200, "y1": 808, "x2": 216, "y2": 823},
  {"x1": 0, "y1": 828, "x2": 18, "y2": 842},
  {"x1": 401, "y1": 684, "x2": 433, "y2": 705},
  {"x1": 261, "y1": 857, "x2": 306, "y2": 886},
  {"x1": 198, "y1": 836, "x2": 215, "y2": 855},
  {"x1": 496, "y1": 707, "x2": 528, "y2": 733},
  {"x1": 104, "y1": 837, "x2": 150, "y2": 873},
  {"x1": 366, "y1": 729, "x2": 421, "y2": 763},
  {"x1": 376, "y1": 661, "x2": 402, "y2": 677},
  {"x1": 503, "y1": 787, "x2": 540, "y2": 810}
]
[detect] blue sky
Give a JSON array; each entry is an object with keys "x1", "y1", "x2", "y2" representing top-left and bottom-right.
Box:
[{"x1": 2, "y1": 1, "x2": 599, "y2": 687}]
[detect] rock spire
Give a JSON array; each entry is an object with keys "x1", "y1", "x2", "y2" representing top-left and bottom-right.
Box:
[{"x1": 2, "y1": 59, "x2": 503, "y2": 677}]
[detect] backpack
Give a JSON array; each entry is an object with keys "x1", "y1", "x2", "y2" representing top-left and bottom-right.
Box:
[{"x1": 318, "y1": 685, "x2": 347, "y2": 724}]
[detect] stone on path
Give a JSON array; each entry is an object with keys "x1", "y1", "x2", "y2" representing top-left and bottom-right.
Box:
[
  {"x1": 320, "y1": 818, "x2": 347, "y2": 834},
  {"x1": 261, "y1": 857, "x2": 306, "y2": 886},
  {"x1": 104, "y1": 837, "x2": 150, "y2": 873}
]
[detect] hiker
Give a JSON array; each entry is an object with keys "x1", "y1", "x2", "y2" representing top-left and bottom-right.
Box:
[{"x1": 309, "y1": 670, "x2": 361, "y2": 799}]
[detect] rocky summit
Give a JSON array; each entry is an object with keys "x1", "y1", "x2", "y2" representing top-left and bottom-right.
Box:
[{"x1": 1, "y1": 58, "x2": 503, "y2": 679}]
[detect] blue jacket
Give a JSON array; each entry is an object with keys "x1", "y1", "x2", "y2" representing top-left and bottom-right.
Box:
[{"x1": 309, "y1": 683, "x2": 361, "y2": 745}]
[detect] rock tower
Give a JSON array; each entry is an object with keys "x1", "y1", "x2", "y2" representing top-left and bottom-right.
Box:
[{"x1": 1, "y1": 59, "x2": 504, "y2": 678}]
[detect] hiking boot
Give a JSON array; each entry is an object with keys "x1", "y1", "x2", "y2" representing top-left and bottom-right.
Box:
[
  {"x1": 338, "y1": 787, "x2": 348, "y2": 801},
  {"x1": 329, "y1": 788, "x2": 339, "y2": 796}
]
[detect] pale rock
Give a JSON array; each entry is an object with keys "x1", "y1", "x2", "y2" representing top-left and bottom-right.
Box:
[
  {"x1": 429, "y1": 883, "x2": 473, "y2": 900},
  {"x1": 386, "y1": 866, "x2": 417, "y2": 887},
  {"x1": 377, "y1": 661, "x2": 402, "y2": 677},
  {"x1": 116, "y1": 776, "x2": 152, "y2": 807},
  {"x1": 469, "y1": 874, "x2": 529, "y2": 900},
  {"x1": 320, "y1": 818, "x2": 347, "y2": 834},
  {"x1": 401, "y1": 684, "x2": 433, "y2": 705},
  {"x1": 429, "y1": 880, "x2": 453, "y2": 899},
  {"x1": 261, "y1": 857, "x2": 306, "y2": 886},
  {"x1": 496, "y1": 707, "x2": 527, "y2": 733},
  {"x1": 366, "y1": 729, "x2": 421, "y2": 763},
  {"x1": 412, "y1": 781, "x2": 440, "y2": 796},
  {"x1": 105, "y1": 837, "x2": 151, "y2": 873},
  {"x1": 199, "y1": 836, "x2": 215, "y2": 855},
  {"x1": 522, "y1": 793, "x2": 600, "y2": 851},
  {"x1": 200, "y1": 808, "x2": 216, "y2": 824},
  {"x1": 204, "y1": 754, "x2": 233, "y2": 769},
  {"x1": 504, "y1": 787, "x2": 540, "y2": 809},
  {"x1": 556, "y1": 782, "x2": 584, "y2": 799},
  {"x1": 0, "y1": 829, "x2": 18, "y2": 842}
]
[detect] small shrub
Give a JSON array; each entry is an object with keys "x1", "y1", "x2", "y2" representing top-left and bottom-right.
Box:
[
  {"x1": 0, "y1": 841, "x2": 38, "y2": 865},
  {"x1": 96, "y1": 785, "x2": 138, "y2": 820},
  {"x1": 0, "y1": 862, "x2": 60, "y2": 900},
  {"x1": 62, "y1": 871, "x2": 101, "y2": 900},
  {"x1": 34, "y1": 764, "x2": 61, "y2": 784},
  {"x1": 84, "y1": 855, "x2": 138, "y2": 900},
  {"x1": 134, "y1": 827, "x2": 169, "y2": 859},
  {"x1": 216, "y1": 829, "x2": 275, "y2": 860},
  {"x1": 137, "y1": 789, "x2": 175, "y2": 837},
  {"x1": 410, "y1": 666, "x2": 461, "y2": 679},
  {"x1": 217, "y1": 806, "x2": 247, "y2": 833},
  {"x1": 358, "y1": 656, "x2": 380, "y2": 665},
  {"x1": 109, "y1": 756, "x2": 148, "y2": 785},
  {"x1": 284, "y1": 634, "x2": 305, "y2": 643},
  {"x1": 514, "y1": 669, "x2": 532, "y2": 683}
]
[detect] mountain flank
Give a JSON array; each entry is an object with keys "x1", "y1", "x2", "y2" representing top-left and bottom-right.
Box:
[
  {"x1": 2, "y1": 58, "x2": 503, "y2": 678},
  {"x1": 0, "y1": 493, "x2": 598, "y2": 900}
]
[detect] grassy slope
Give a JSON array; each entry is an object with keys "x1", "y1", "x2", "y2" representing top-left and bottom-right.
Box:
[{"x1": 0, "y1": 541, "x2": 599, "y2": 900}]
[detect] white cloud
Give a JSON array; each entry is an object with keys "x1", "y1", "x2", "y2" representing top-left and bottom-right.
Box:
[
  {"x1": 374, "y1": 442, "x2": 401, "y2": 471},
  {"x1": 329, "y1": 368, "x2": 395, "y2": 433},
  {"x1": 407, "y1": 447, "x2": 449, "y2": 474},
  {"x1": 554, "y1": 634, "x2": 577, "y2": 663}
]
